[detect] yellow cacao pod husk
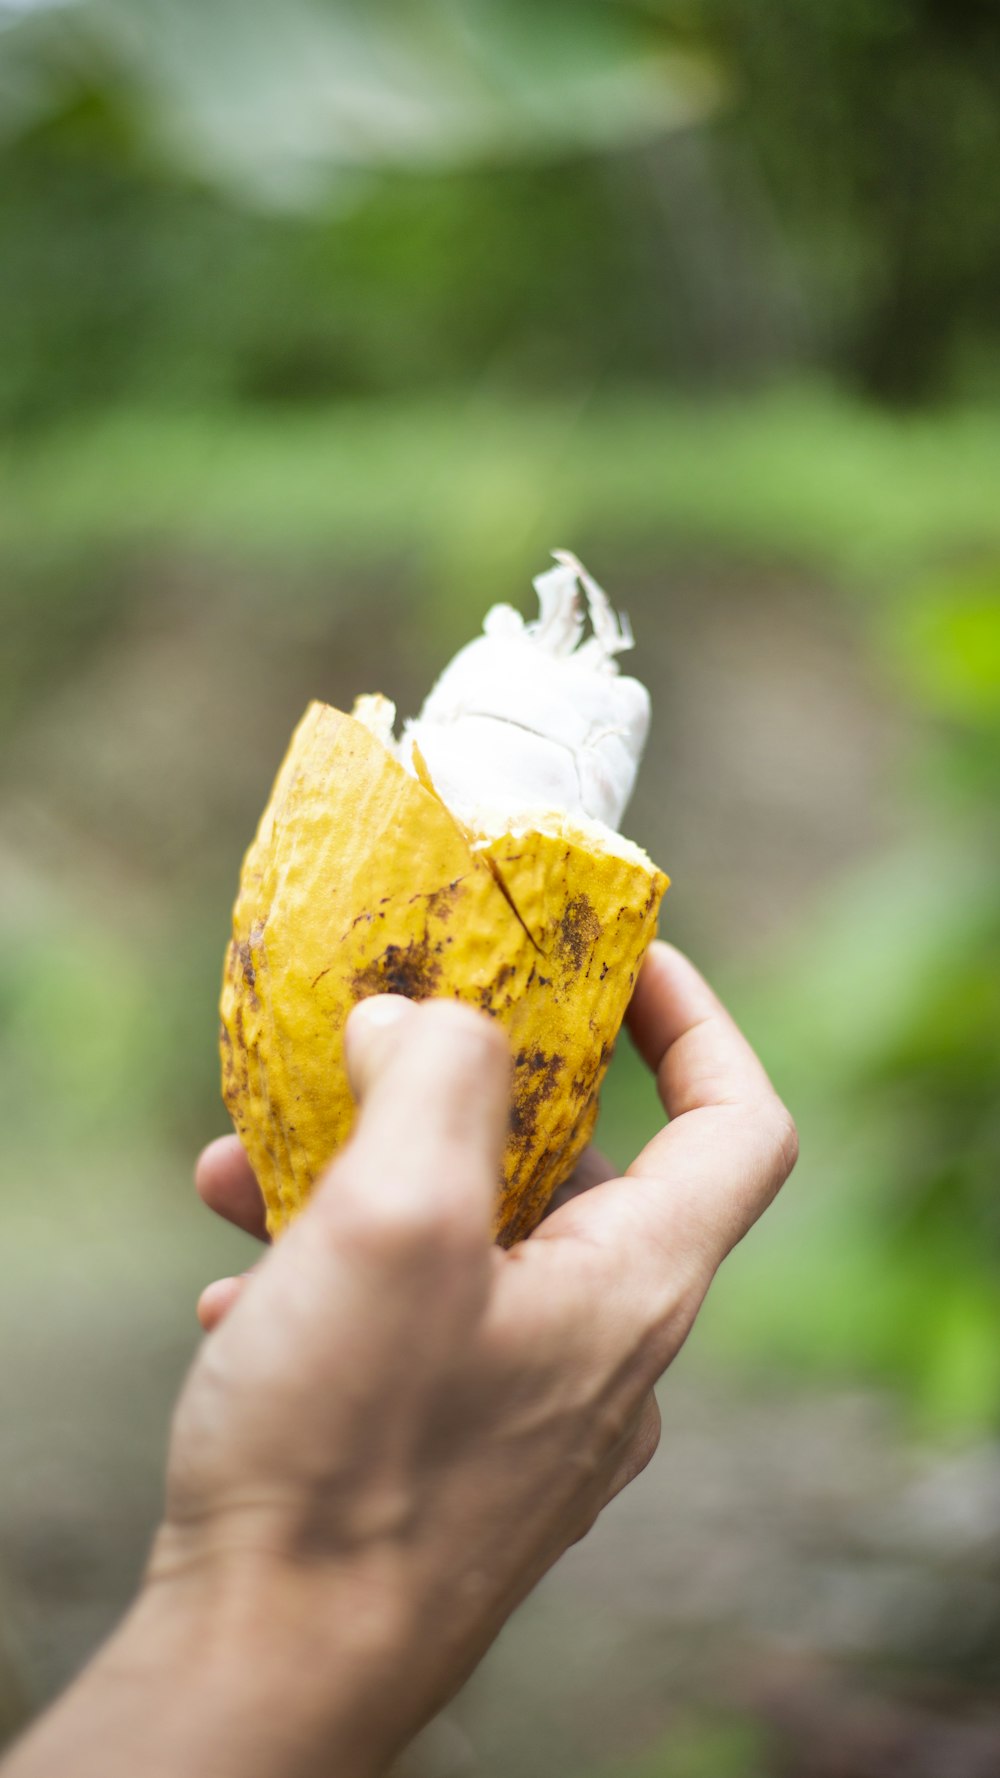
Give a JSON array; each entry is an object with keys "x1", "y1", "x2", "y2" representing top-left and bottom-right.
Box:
[{"x1": 221, "y1": 701, "x2": 667, "y2": 1245}]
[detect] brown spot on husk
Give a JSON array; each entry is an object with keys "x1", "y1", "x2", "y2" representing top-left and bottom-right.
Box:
[
  {"x1": 565, "y1": 1034, "x2": 612, "y2": 1106},
  {"x1": 234, "y1": 937, "x2": 260, "y2": 1008},
  {"x1": 509, "y1": 1047, "x2": 564, "y2": 1153},
  {"x1": 555, "y1": 894, "x2": 601, "y2": 971},
  {"x1": 221, "y1": 1007, "x2": 251, "y2": 1115},
  {"x1": 498, "y1": 1082, "x2": 600, "y2": 1249},
  {"x1": 352, "y1": 935, "x2": 443, "y2": 1002},
  {"x1": 220, "y1": 1021, "x2": 237, "y2": 1090},
  {"x1": 474, "y1": 960, "x2": 517, "y2": 1013},
  {"x1": 424, "y1": 878, "x2": 464, "y2": 919}
]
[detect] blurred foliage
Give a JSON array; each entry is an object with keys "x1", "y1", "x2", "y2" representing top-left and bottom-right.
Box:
[
  {"x1": 3, "y1": 389, "x2": 1000, "y2": 580},
  {"x1": 600, "y1": 524, "x2": 1000, "y2": 1429},
  {"x1": 1, "y1": 0, "x2": 1000, "y2": 430},
  {"x1": 680, "y1": 0, "x2": 1000, "y2": 400},
  {"x1": 726, "y1": 594, "x2": 998, "y2": 1430},
  {"x1": 0, "y1": 0, "x2": 718, "y2": 425},
  {"x1": 0, "y1": 0, "x2": 716, "y2": 191}
]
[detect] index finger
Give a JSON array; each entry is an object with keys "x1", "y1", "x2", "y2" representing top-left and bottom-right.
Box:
[
  {"x1": 196, "y1": 1135, "x2": 269, "y2": 1243},
  {"x1": 627, "y1": 942, "x2": 779, "y2": 1123},
  {"x1": 629, "y1": 944, "x2": 798, "y2": 1258},
  {"x1": 544, "y1": 943, "x2": 797, "y2": 1318}
]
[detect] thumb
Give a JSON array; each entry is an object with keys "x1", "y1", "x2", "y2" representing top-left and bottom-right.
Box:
[
  {"x1": 329, "y1": 995, "x2": 511, "y2": 1262},
  {"x1": 344, "y1": 993, "x2": 420, "y2": 1100}
]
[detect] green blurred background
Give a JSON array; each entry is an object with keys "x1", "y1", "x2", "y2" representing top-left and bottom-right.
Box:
[{"x1": 2, "y1": 2, "x2": 999, "y2": 1773}]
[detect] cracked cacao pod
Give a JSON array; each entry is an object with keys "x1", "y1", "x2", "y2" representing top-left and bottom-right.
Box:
[{"x1": 221, "y1": 554, "x2": 668, "y2": 1244}]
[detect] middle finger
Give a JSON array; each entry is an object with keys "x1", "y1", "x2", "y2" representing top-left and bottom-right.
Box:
[{"x1": 195, "y1": 1135, "x2": 270, "y2": 1242}]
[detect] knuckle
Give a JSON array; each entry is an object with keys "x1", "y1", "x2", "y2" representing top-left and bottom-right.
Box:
[
  {"x1": 573, "y1": 1228, "x2": 705, "y2": 1385},
  {"x1": 631, "y1": 1396, "x2": 662, "y2": 1474},
  {"x1": 587, "y1": 1396, "x2": 634, "y2": 1463},
  {"x1": 639, "y1": 1272, "x2": 706, "y2": 1378},
  {"x1": 569, "y1": 1397, "x2": 663, "y2": 1538},
  {"x1": 357, "y1": 1193, "x2": 444, "y2": 1255},
  {"x1": 334, "y1": 1169, "x2": 481, "y2": 1267},
  {"x1": 567, "y1": 1494, "x2": 605, "y2": 1548},
  {"x1": 764, "y1": 1097, "x2": 799, "y2": 1181}
]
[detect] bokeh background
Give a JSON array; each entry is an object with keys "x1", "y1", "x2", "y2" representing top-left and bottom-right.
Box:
[{"x1": 2, "y1": 2, "x2": 1000, "y2": 1773}]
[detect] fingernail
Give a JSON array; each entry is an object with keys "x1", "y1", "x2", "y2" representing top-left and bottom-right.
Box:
[{"x1": 347, "y1": 994, "x2": 412, "y2": 1033}]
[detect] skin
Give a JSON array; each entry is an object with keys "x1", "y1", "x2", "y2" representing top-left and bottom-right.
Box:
[{"x1": 2, "y1": 942, "x2": 797, "y2": 1778}]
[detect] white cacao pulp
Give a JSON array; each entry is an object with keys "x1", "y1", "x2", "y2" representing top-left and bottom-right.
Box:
[{"x1": 397, "y1": 552, "x2": 650, "y2": 834}]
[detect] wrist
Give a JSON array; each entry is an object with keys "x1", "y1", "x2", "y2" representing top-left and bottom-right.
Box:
[{"x1": 106, "y1": 1528, "x2": 415, "y2": 1778}]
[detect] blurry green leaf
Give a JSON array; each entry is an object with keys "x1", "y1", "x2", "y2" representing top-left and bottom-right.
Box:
[
  {"x1": 885, "y1": 566, "x2": 1000, "y2": 726},
  {"x1": 0, "y1": 0, "x2": 721, "y2": 205}
]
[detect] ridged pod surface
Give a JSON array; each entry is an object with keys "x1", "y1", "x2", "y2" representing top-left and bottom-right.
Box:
[{"x1": 221, "y1": 701, "x2": 667, "y2": 1245}]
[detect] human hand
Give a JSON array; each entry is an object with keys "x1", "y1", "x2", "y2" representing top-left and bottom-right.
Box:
[
  {"x1": 152, "y1": 943, "x2": 796, "y2": 1777},
  {"x1": 2, "y1": 944, "x2": 795, "y2": 1778}
]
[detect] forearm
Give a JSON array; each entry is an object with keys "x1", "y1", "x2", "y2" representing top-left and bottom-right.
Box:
[{"x1": 1, "y1": 1554, "x2": 402, "y2": 1778}]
